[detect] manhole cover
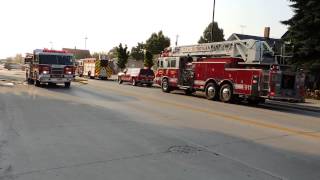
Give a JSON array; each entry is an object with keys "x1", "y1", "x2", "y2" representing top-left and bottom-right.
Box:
[{"x1": 167, "y1": 145, "x2": 204, "y2": 154}]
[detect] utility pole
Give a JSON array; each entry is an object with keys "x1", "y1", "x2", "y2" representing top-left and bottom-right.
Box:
[
  {"x1": 211, "y1": 0, "x2": 216, "y2": 42},
  {"x1": 84, "y1": 36, "x2": 88, "y2": 49},
  {"x1": 175, "y1": 34, "x2": 179, "y2": 46}
]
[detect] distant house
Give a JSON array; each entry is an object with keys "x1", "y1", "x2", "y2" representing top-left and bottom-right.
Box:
[{"x1": 63, "y1": 48, "x2": 91, "y2": 59}]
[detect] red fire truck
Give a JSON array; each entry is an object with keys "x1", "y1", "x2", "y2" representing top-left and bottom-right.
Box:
[
  {"x1": 25, "y1": 49, "x2": 75, "y2": 88},
  {"x1": 154, "y1": 39, "x2": 305, "y2": 104}
]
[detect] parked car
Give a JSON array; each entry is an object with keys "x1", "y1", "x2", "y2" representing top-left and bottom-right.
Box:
[{"x1": 118, "y1": 68, "x2": 154, "y2": 86}]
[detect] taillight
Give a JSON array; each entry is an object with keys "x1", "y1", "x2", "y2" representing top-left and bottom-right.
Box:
[
  {"x1": 64, "y1": 67, "x2": 73, "y2": 75},
  {"x1": 40, "y1": 66, "x2": 50, "y2": 74}
]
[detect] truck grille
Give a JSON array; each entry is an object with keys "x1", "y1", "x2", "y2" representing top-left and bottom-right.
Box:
[
  {"x1": 51, "y1": 68, "x2": 64, "y2": 78},
  {"x1": 51, "y1": 68, "x2": 63, "y2": 74}
]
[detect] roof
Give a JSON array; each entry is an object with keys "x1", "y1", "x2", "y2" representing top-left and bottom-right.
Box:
[
  {"x1": 63, "y1": 48, "x2": 91, "y2": 59},
  {"x1": 228, "y1": 33, "x2": 280, "y2": 47}
]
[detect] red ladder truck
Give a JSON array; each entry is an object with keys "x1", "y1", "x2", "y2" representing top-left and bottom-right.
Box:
[{"x1": 154, "y1": 39, "x2": 305, "y2": 104}]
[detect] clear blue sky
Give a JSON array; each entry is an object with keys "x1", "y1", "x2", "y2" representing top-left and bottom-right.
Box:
[{"x1": 0, "y1": 0, "x2": 293, "y2": 59}]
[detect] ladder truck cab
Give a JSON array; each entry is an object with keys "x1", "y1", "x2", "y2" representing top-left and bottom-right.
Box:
[
  {"x1": 154, "y1": 39, "x2": 305, "y2": 104},
  {"x1": 25, "y1": 49, "x2": 75, "y2": 88}
]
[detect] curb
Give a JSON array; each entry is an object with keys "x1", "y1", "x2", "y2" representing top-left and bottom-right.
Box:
[{"x1": 265, "y1": 100, "x2": 320, "y2": 113}]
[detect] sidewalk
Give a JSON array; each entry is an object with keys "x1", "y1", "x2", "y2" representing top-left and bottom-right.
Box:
[{"x1": 266, "y1": 99, "x2": 320, "y2": 112}]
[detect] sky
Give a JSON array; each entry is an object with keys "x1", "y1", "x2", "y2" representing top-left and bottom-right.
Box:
[{"x1": 0, "y1": 0, "x2": 294, "y2": 59}]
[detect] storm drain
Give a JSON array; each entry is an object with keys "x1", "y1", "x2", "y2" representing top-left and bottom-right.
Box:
[{"x1": 167, "y1": 145, "x2": 204, "y2": 154}]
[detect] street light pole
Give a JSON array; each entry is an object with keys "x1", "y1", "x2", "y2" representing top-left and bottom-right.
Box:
[
  {"x1": 211, "y1": 0, "x2": 216, "y2": 42},
  {"x1": 84, "y1": 36, "x2": 88, "y2": 49}
]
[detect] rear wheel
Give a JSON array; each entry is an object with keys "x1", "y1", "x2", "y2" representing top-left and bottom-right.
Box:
[
  {"x1": 219, "y1": 84, "x2": 233, "y2": 103},
  {"x1": 118, "y1": 77, "x2": 123, "y2": 84},
  {"x1": 205, "y1": 82, "x2": 218, "y2": 100},
  {"x1": 161, "y1": 78, "x2": 171, "y2": 93},
  {"x1": 65, "y1": 82, "x2": 71, "y2": 88},
  {"x1": 132, "y1": 78, "x2": 137, "y2": 86},
  {"x1": 28, "y1": 79, "x2": 34, "y2": 84},
  {"x1": 35, "y1": 80, "x2": 41, "y2": 87}
]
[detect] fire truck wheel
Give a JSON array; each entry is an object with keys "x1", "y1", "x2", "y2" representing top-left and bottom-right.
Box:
[
  {"x1": 35, "y1": 80, "x2": 41, "y2": 87},
  {"x1": 219, "y1": 84, "x2": 233, "y2": 103},
  {"x1": 161, "y1": 78, "x2": 171, "y2": 93},
  {"x1": 205, "y1": 82, "x2": 218, "y2": 100},
  {"x1": 118, "y1": 78, "x2": 123, "y2": 84},
  {"x1": 132, "y1": 78, "x2": 137, "y2": 86},
  {"x1": 65, "y1": 82, "x2": 71, "y2": 88},
  {"x1": 28, "y1": 79, "x2": 34, "y2": 84}
]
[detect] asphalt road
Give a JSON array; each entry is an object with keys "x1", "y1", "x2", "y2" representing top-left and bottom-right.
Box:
[{"x1": 1, "y1": 70, "x2": 320, "y2": 180}]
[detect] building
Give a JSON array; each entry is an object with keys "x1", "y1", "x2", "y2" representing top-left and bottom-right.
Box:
[{"x1": 63, "y1": 48, "x2": 91, "y2": 59}]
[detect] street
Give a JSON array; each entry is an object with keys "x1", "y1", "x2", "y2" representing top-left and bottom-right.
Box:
[{"x1": 1, "y1": 70, "x2": 320, "y2": 180}]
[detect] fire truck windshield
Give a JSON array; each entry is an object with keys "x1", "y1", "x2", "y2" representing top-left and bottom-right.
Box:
[{"x1": 39, "y1": 55, "x2": 73, "y2": 65}]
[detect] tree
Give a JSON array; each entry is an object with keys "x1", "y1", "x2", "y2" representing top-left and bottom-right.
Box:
[
  {"x1": 91, "y1": 52, "x2": 100, "y2": 60},
  {"x1": 282, "y1": 0, "x2": 320, "y2": 89},
  {"x1": 130, "y1": 42, "x2": 145, "y2": 61},
  {"x1": 145, "y1": 31, "x2": 170, "y2": 55},
  {"x1": 107, "y1": 47, "x2": 117, "y2": 60},
  {"x1": 198, "y1": 22, "x2": 224, "y2": 43},
  {"x1": 144, "y1": 50, "x2": 154, "y2": 68},
  {"x1": 115, "y1": 43, "x2": 129, "y2": 70}
]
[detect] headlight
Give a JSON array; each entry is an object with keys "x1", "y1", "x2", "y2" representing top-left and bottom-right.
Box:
[{"x1": 42, "y1": 70, "x2": 49, "y2": 74}]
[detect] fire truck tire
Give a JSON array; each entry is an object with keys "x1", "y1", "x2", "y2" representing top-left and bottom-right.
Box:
[
  {"x1": 28, "y1": 79, "x2": 34, "y2": 84},
  {"x1": 161, "y1": 78, "x2": 171, "y2": 93},
  {"x1": 132, "y1": 78, "x2": 137, "y2": 86},
  {"x1": 118, "y1": 78, "x2": 123, "y2": 84},
  {"x1": 35, "y1": 80, "x2": 41, "y2": 87},
  {"x1": 219, "y1": 84, "x2": 233, "y2": 103},
  {"x1": 205, "y1": 82, "x2": 219, "y2": 100},
  {"x1": 65, "y1": 82, "x2": 71, "y2": 88}
]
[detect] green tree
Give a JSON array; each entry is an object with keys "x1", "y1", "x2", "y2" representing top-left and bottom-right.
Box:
[
  {"x1": 115, "y1": 43, "x2": 129, "y2": 70},
  {"x1": 144, "y1": 50, "x2": 154, "y2": 68},
  {"x1": 282, "y1": 0, "x2": 320, "y2": 89},
  {"x1": 198, "y1": 22, "x2": 224, "y2": 43},
  {"x1": 130, "y1": 42, "x2": 145, "y2": 61},
  {"x1": 282, "y1": 0, "x2": 320, "y2": 59},
  {"x1": 145, "y1": 31, "x2": 170, "y2": 55},
  {"x1": 91, "y1": 52, "x2": 100, "y2": 60}
]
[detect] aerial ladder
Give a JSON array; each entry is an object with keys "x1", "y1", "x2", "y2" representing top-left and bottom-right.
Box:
[{"x1": 165, "y1": 39, "x2": 277, "y2": 64}]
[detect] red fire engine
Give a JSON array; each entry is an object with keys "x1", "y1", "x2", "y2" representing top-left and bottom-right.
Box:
[
  {"x1": 154, "y1": 39, "x2": 305, "y2": 104},
  {"x1": 25, "y1": 49, "x2": 75, "y2": 88}
]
